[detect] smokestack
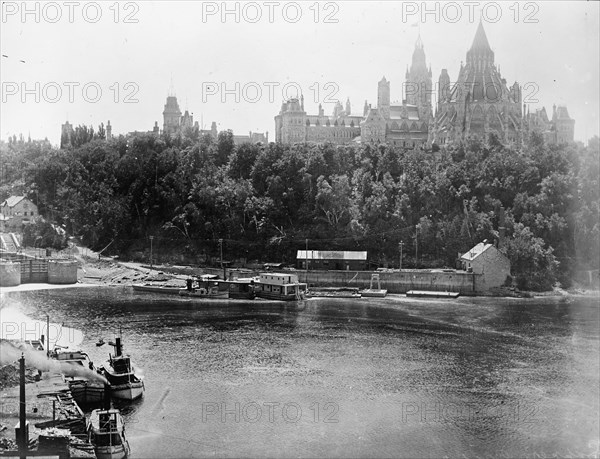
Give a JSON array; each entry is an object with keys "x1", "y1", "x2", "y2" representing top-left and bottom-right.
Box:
[
  {"x1": 103, "y1": 384, "x2": 111, "y2": 410},
  {"x1": 115, "y1": 337, "x2": 122, "y2": 357}
]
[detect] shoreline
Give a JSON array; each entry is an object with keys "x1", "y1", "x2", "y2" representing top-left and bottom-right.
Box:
[{"x1": 1, "y1": 256, "x2": 598, "y2": 299}]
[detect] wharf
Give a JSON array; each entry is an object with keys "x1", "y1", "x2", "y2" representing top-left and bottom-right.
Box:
[
  {"x1": 361, "y1": 289, "x2": 388, "y2": 298},
  {"x1": 406, "y1": 290, "x2": 460, "y2": 298},
  {"x1": 0, "y1": 371, "x2": 92, "y2": 457}
]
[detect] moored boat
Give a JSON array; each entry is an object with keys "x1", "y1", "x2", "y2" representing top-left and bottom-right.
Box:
[
  {"x1": 87, "y1": 408, "x2": 130, "y2": 459},
  {"x1": 50, "y1": 346, "x2": 106, "y2": 406},
  {"x1": 254, "y1": 273, "x2": 307, "y2": 301},
  {"x1": 406, "y1": 290, "x2": 460, "y2": 298},
  {"x1": 179, "y1": 275, "x2": 230, "y2": 299},
  {"x1": 222, "y1": 278, "x2": 256, "y2": 299},
  {"x1": 132, "y1": 283, "x2": 183, "y2": 295},
  {"x1": 100, "y1": 338, "x2": 144, "y2": 401},
  {"x1": 306, "y1": 287, "x2": 361, "y2": 298}
]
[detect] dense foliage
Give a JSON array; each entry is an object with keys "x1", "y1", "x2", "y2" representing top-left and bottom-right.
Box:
[{"x1": 1, "y1": 130, "x2": 598, "y2": 290}]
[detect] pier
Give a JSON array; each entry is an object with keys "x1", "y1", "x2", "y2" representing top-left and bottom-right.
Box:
[{"x1": 0, "y1": 356, "x2": 96, "y2": 458}]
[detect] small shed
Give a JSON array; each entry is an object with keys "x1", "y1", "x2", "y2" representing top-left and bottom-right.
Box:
[
  {"x1": 296, "y1": 250, "x2": 367, "y2": 271},
  {"x1": 461, "y1": 241, "x2": 511, "y2": 291}
]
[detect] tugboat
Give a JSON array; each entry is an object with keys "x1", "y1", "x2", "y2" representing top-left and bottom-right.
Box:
[
  {"x1": 87, "y1": 408, "x2": 131, "y2": 459},
  {"x1": 100, "y1": 337, "x2": 145, "y2": 400}
]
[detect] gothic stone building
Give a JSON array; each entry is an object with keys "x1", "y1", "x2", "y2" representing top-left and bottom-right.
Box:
[
  {"x1": 431, "y1": 21, "x2": 523, "y2": 145},
  {"x1": 275, "y1": 23, "x2": 574, "y2": 148},
  {"x1": 275, "y1": 96, "x2": 362, "y2": 144}
]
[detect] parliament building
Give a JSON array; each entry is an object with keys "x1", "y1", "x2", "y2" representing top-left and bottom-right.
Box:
[{"x1": 274, "y1": 23, "x2": 575, "y2": 148}]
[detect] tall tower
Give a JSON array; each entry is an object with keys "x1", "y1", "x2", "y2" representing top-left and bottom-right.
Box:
[
  {"x1": 163, "y1": 95, "x2": 182, "y2": 135},
  {"x1": 60, "y1": 121, "x2": 74, "y2": 149},
  {"x1": 437, "y1": 69, "x2": 451, "y2": 111},
  {"x1": 106, "y1": 120, "x2": 112, "y2": 140},
  {"x1": 377, "y1": 77, "x2": 390, "y2": 119},
  {"x1": 552, "y1": 106, "x2": 575, "y2": 143},
  {"x1": 405, "y1": 35, "x2": 432, "y2": 115},
  {"x1": 345, "y1": 97, "x2": 351, "y2": 116}
]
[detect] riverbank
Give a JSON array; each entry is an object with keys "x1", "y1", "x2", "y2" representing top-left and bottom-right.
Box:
[{"x1": 3, "y1": 248, "x2": 598, "y2": 298}]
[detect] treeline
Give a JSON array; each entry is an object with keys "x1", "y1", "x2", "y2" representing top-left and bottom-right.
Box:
[{"x1": 1, "y1": 129, "x2": 598, "y2": 290}]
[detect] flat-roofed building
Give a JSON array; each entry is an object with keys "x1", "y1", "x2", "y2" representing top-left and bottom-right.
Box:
[{"x1": 296, "y1": 250, "x2": 368, "y2": 271}]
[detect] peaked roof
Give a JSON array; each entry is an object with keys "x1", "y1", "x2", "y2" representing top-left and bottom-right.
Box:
[
  {"x1": 470, "y1": 21, "x2": 491, "y2": 51},
  {"x1": 555, "y1": 106, "x2": 572, "y2": 120},
  {"x1": 461, "y1": 242, "x2": 493, "y2": 261},
  {"x1": 2, "y1": 196, "x2": 26, "y2": 207}
]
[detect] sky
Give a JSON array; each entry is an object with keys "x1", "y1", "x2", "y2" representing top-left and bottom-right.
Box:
[{"x1": 1, "y1": 1, "x2": 599, "y2": 145}]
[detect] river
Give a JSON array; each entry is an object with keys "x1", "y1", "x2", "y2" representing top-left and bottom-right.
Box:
[{"x1": 1, "y1": 287, "x2": 599, "y2": 458}]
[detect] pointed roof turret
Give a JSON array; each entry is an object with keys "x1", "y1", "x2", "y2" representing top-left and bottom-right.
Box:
[
  {"x1": 470, "y1": 20, "x2": 491, "y2": 51},
  {"x1": 466, "y1": 21, "x2": 494, "y2": 66},
  {"x1": 415, "y1": 33, "x2": 423, "y2": 49}
]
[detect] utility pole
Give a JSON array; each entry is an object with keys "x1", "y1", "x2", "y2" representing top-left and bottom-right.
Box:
[
  {"x1": 415, "y1": 225, "x2": 419, "y2": 268},
  {"x1": 46, "y1": 314, "x2": 50, "y2": 358},
  {"x1": 399, "y1": 240, "x2": 403, "y2": 270},
  {"x1": 219, "y1": 239, "x2": 224, "y2": 278},
  {"x1": 149, "y1": 236, "x2": 154, "y2": 270},
  {"x1": 305, "y1": 238, "x2": 308, "y2": 283}
]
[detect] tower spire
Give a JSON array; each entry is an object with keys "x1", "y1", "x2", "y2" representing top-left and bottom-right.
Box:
[
  {"x1": 470, "y1": 20, "x2": 491, "y2": 52},
  {"x1": 169, "y1": 74, "x2": 175, "y2": 97}
]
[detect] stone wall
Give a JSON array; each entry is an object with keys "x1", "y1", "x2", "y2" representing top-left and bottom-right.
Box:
[
  {"x1": 47, "y1": 260, "x2": 78, "y2": 284},
  {"x1": 0, "y1": 261, "x2": 21, "y2": 287},
  {"x1": 471, "y1": 248, "x2": 511, "y2": 292},
  {"x1": 298, "y1": 270, "x2": 479, "y2": 294}
]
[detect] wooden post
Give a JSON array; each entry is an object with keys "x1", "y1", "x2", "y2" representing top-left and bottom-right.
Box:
[
  {"x1": 305, "y1": 239, "x2": 308, "y2": 284},
  {"x1": 46, "y1": 314, "x2": 50, "y2": 358},
  {"x1": 18, "y1": 355, "x2": 26, "y2": 459}
]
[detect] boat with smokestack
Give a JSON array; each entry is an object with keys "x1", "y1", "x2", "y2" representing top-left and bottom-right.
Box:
[
  {"x1": 100, "y1": 337, "x2": 145, "y2": 400},
  {"x1": 87, "y1": 408, "x2": 131, "y2": 459}
]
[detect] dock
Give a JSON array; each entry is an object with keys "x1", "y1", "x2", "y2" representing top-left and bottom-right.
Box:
[
  {"x1": 0, "y1": 362, "x2": 94, "y2": 458},
  {"x1": 361, "y1": 274, "x2": 388, "y2": 298},
  {"x1": 406, "y1": 290, "x2": 460, "y2": 298}
]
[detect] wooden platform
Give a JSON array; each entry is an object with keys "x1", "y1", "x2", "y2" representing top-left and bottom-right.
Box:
[
  {"x1": 406, "y1": 290, "x2": 460, "y2": 298},
  {"x1": 361, "y1": 289, "x2": 388, "y2": 298}
]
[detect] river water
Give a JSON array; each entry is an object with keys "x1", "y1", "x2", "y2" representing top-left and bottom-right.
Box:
[{"x1": 1, "y1": 287, "x2": 599, "y2": 458}]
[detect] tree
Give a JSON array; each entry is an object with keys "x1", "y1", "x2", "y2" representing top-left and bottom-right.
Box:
[{"x1": 503, "y1": 222, "x2": 559, "y2": 290}]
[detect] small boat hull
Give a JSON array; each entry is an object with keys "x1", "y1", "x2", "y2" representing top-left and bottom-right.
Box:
[
  {"x1": 88, "y1": 408, "x2": 130, "y2": 459},
  {"x1": 306, "y1": 287, "x2": 361, "y2": 298},
  {"x1": 255, "y1": 291, "x2": 305, "y2": 301},
  {"x1": 69, "y1": 380, "x2": 106, "y2": 406},
  {"x1": 179, "y1": 289, "x2": 229, "y2": 299},
  {"x1": 133, "y1": 284, "x2": 182, "y2": 295},
  {"x1": 406, "y1": 290, "x2": 460, "y2": 298},
  {"x1": 109, "y1": 381, "x2": 145, "y2": 400},
  {"x1": 361, "y1": 289, "x2": 388, "y2": 298},
  {"x1": 95, "y1": 445, "x2": 129, "y2": 459}
]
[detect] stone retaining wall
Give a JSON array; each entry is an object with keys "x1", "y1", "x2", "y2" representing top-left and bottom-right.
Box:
[
  {"x1": 0, "y1": 261, "x2": 21, "y2": 287},
  {"x1": 47, "y1": 260, "x2": 78, "y2": 284}
]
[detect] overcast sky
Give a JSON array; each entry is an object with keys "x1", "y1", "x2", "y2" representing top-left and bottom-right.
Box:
[{"x1": 1, "y1": 1, "x2": 598, "y2": 145}]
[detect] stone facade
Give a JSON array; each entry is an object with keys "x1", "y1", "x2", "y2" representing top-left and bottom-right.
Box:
[
  {"x1": 461, "y1": 241, "x2": 511, "y2": 292},
  {"x1": 525, "y1": 105, "x2": 575, "y2": 145},
  {"x1": 233, "y1": 132, "x2": 269, "y2": 145},
  {"x1": 0, "y1": 196, "x2": 38, "y2": 231},
  {"x1": 274, "y1": 96, "x2": 362, "y2": 144},
  {"x1": 275, "y1": 24, "x2": 575, "y2": 148}
]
